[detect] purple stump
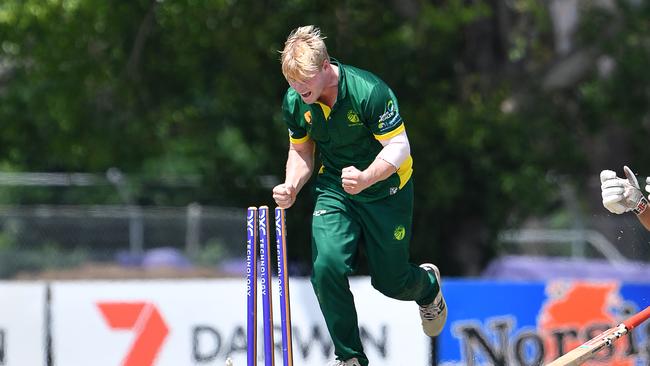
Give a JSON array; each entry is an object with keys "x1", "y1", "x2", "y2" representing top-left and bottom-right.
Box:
[
  {"x1": 259, "y1": 206, "x2": 275, "y2": 366},
  {"x1": 246, "y1": 207, "x2": 258, "y2": 366},
  {"x1": 275, "y1": 207, "x2": 293, "y2": 366}
]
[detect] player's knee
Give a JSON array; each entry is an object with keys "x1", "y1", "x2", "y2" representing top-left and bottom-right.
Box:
[{"x1": 311, "y1": 254, "x2": 349, "y2": 283}]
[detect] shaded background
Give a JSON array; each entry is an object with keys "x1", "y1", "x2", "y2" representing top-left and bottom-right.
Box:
[{"x1": 1, "y1": 0, "x2": 649, "y2": 279}]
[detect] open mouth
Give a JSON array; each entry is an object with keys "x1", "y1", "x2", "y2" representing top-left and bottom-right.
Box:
[{"x1": 301, "y1": 91, "x2": 312, "y2": 99}]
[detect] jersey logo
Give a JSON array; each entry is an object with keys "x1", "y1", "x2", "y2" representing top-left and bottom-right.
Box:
[
  {"x1": 304, "y1": 110, "x2": 312, "y2": 124},
  {"x1": 394, "y1": 225, "x2": 406, "y2": 240},
  {"x1": 378, "y1": 99, "x2": 400, "y2": 131},
  {"x1": 347, "y1": 110, "x2": 361, "y2": 125}
]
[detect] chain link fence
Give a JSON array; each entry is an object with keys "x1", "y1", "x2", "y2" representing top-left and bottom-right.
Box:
[{"x1": 0, "y1": 204, "x2": 246, "y2": 278}]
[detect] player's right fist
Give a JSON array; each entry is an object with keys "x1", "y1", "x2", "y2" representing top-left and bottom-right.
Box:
[
  {"x1": 600, "y1": 169, "x2": 629, "y2": 214},
  {"x1": 273, "y1": 183, "x2": 297, "y2": 209}
]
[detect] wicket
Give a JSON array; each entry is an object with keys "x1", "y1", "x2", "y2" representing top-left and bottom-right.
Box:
[{"x1": 247, "y1": 206, "x2": 293, "y2": 366}]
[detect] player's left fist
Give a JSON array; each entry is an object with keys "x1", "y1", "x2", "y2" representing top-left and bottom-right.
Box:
[{"x1": 341, "y1": 166, "x2": 370, "y2": 195}]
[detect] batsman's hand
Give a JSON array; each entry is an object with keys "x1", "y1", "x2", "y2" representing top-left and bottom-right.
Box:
[
  {"x1": 341, "y1": 166, "x2": 371, "y2": 195},
  {"x1": 601, "y1": 169, "x2": 627, "y2": 214},
  {"x1": 622, "y1": 166, "x2": 648, "y2": 214},
  {"x1": 273, "y1": 183, "x2": 297, "y2": 209},
  {"x1": 600, "y1": 166, "x2": 648, "y2": 215}
]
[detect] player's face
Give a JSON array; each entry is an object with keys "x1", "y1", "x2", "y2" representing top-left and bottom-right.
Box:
[{"x1": 288, "y1": 64, "x2": 327, "y2": 104}]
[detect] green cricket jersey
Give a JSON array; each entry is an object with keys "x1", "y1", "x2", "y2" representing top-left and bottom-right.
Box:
[{"x1": 281, "y1": 59, "x2": 413, "y2": 202}]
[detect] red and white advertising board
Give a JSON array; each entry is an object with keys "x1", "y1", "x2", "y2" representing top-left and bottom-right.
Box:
[
  {"x1": 50, "y1": 278, "x2": 429, "y2": 365},
  {"x1": 0, "y1": 282, "x2": 47, "y2": 366}
]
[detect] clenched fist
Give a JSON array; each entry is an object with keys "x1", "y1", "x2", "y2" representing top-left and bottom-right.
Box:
[
  {"x1": 341, "y1": 166, "x2": 371, "y2": 195},
  {"x1": 273, "y1": 183, "x2": 297, "y2": 209}
]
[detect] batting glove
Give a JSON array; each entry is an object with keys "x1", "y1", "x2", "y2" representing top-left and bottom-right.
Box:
[
  {"x1": 601, "y1": 169, "x2": 628, "y2": 214},
  {"x1": 601, "y1": 166, "x2": 648, "y2": 215},
  {"x1": 622, "y1": 166, "x2": 648, "y2": 215}
]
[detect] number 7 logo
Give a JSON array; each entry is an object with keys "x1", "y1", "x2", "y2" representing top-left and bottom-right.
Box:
[{"x1": 97, "y1": 302, "x2": 169, "y2": 366}]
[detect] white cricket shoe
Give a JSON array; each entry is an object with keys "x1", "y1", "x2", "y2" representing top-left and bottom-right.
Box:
[
  {"x1": 419, "y1": 263, "x2": 447, "y2": 337},
  {"x1": 328, "y1": 357, "x2": 361, "y2": 366}
]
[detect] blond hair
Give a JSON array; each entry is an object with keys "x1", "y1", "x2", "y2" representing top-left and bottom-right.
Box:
[{"x1": 280, "y1": 26, "x2": 329, "y2": 82}]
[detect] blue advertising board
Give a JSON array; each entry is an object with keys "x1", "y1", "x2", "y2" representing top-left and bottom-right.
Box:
[{"x1": 438, "y1": 280, "x2": 650, "y2": 365}]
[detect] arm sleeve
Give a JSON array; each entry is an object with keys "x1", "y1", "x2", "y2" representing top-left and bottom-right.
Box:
[
  {"x1": 282, "y1": 93, "x2": 310, "y2": 144},
  {"x1": 376, "y1": 130, "x2": 410, "y2": 169}
]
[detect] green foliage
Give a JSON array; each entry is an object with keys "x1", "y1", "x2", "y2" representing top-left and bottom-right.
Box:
[
  {"x1": 192, "y1": 238, "x2": 229, "y2": 267},
  {"x1": 576, "y1": 1, "x2": 650, "y2": 169},
  {"x1": 0, "y1": 1, "x2": 643, "y2": 274}
]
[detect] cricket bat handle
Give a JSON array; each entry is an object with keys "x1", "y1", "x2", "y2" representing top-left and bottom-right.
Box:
[{"x1": 623, "y1": 306, "x2": 650, "y2": 331}]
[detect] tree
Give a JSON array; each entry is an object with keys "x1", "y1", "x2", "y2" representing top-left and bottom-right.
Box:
[{"x1": 1, "y1": 0, "x2": 645, "y2": 275}]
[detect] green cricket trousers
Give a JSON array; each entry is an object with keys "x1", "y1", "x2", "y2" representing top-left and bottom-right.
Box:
[{"x1": 310, "y1": 180, "x2": 439, "y2": 366}]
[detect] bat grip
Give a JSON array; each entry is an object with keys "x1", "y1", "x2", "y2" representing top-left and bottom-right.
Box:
[{"x1": 623, "y1": 306, "x2": 650, "y2": 331}]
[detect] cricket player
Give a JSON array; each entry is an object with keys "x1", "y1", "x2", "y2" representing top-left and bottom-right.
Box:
[
  {"x1": 600, "y1": 165, "x2": 650, "y2": 230},
  {"x1": 272, "y1": 26, "x2": 447, "y2": 366}
]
